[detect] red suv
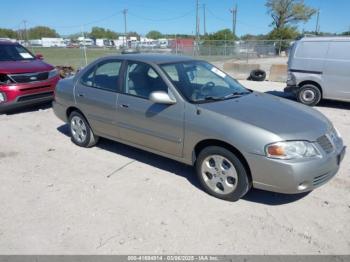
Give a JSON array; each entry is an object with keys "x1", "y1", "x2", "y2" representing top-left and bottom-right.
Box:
[{"x1": 0, "y1": 41, "x2": 60, "y2": 112}]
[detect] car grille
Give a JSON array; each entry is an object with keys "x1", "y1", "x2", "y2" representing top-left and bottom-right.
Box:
[
  {"x1": 8, "y1": 72, "x2": 49, "y2": 83},
  {"x1": 317, "y1": 135, "x2": 334, "y2": 154},
  {"x1": 17, "y1": 92, "x2": 54, "y2": 102},
  {"x1": 313, "y1": 172, "x2": 333, "y2": 186}
]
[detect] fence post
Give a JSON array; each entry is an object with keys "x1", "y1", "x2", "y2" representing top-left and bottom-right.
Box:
[{"x1": 278, "y1": 39, "x2": 282, "y2": 56}]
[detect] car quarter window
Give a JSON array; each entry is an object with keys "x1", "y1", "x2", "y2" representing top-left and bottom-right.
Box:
[
  {"x1": 124, "y1": 61, "x2": 168, "y2": 99},
  {"x1": 80, "y1": 66, "x2": 95, "y2": 87},
  {"x1": 80, "y1": 60, "x2": 122, "y2": 92}
]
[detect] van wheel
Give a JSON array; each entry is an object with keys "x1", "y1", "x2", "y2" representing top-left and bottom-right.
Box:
[
  {"x1": 195, "y1": 146, "x2": 251, "y2": 201},
  {"x1": 297, "y1": 84, "x2": 322, "y2": 106},
  {"x1": 69, "y1": 111, "x2": 99, "y2": 148}
]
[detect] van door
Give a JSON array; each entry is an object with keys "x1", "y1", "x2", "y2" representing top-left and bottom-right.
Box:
[{"x1": 323, "y1": 41, "x2": 350, "y2": 101}]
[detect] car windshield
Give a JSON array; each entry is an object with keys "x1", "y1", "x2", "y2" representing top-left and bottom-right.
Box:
[
  {"x1": 0, "y1": 44, "x2": 35, "y2": 62},
  {"x1": 161, "y1": 61, "x2": 250, "y2": 103}
]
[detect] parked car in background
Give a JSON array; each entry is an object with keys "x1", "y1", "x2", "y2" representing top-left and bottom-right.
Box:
[
  {"x1": 285, "y1": 37, "x2": 350, "y2": 106},
  {"x1": 0, "y1": 41, "x2": 60, "y2": 113},
  {"x1": 53, "y1": 54, "x2": 345, "y2": 201}
]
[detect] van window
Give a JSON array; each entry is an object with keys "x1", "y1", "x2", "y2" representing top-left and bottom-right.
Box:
[
  {"x1": 327, "y1": 41, "x2": 350, "y2": 60},
  {"x1": 295, "y1": 42, "x2": 329, "y2": 59}
]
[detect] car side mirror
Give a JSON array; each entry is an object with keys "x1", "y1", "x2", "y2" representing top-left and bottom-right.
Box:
[
  {"x1": 149, "y1": 91, "x2": 176, "y2": 105},
  {"x1": 35, "y1": 53, "x2": 44, "y2": 60}
]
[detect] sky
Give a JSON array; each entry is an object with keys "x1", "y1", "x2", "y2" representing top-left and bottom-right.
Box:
[{"x1": 2, "y1": 0, "x2": 350, "y2": 37}]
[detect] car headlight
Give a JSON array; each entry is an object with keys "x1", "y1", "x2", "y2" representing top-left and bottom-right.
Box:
[
  {"x1": 48, "y1": 69, "x2": 59, "y2": 79},
  {"x1": 265, "y1": 141, "x2": 321, "y2": 160},
  {"x1": 0, "y1": 92, "x2": 6, "y2": 103}
]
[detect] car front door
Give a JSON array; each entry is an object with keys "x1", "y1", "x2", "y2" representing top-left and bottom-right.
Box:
[
  {"x1": 117, "y1": 61, "x2": 184, "y2": 157},
  {"x1": 75, "y1": 59, "x2": 122, "y2": 138},
  {"x1": 323, "y1": 41, "x2": 350, "y2": 101}
]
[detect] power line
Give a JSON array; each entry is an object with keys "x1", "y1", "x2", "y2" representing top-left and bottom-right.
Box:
[{"x1": 128, "y1": 9, "x2": 194, "y2": 22}]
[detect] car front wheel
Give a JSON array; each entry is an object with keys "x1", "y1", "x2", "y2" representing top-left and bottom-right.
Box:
[
  {"x1": 195, "y1": 146, "x2": 251, "y2": 201},
  {"x1": 69, "y1": 111, "x2": 99, "y2": 148}
]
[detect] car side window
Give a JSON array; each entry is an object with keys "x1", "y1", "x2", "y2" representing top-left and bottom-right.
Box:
[
  {"x1": 93, "y1": 61, "x2": 122, "y2": 92},
  {"x1": 124, "y1": 61, "x2": 168, "y2": 99}
]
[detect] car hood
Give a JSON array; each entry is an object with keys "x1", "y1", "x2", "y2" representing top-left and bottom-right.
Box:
[
  {"x1": 0, "y1": 60, "x2": 54, "y2": 74},
  {"x1": 198, "y1": 92, "x2": 331, "y2": 141}
]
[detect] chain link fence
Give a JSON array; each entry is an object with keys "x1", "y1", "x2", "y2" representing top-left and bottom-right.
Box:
[{"x1": 30, "y1": 39, "x2": 294, "y2": 71}]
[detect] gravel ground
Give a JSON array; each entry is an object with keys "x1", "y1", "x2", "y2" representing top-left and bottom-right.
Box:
[{"x1": 0, "y1": 80, "x2": 349, "y2": 255}]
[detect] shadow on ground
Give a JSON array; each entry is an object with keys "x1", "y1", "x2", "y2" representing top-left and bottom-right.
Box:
[
  {"x1": 266, "y1": 90, "x2": 350, "y2": 110},
  {"x1": 57, "y1": 124, "x2": 309, "y2": 206},
  {"x1": 1, "y1": 102, "x2": 52, "y2": 115}
]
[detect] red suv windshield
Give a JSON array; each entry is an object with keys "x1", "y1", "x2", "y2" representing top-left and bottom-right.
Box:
[{"x1": 0, "y1": 44, "x2": 35, "y2": 62}]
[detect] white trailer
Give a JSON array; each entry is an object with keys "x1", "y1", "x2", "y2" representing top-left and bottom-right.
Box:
[{"x1": 41, "y1": 38, "x2": 66, "y2": 47}]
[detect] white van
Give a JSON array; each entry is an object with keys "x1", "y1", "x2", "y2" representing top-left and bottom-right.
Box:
[{"x1": 285, "y1": 37, "x2": 350, "y2": 106}]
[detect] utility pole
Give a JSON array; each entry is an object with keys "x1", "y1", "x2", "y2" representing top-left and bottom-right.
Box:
[
  {"x1": 315, "y1": 9, "x2": 320, "y2": 35},
  {"x1": 203, "y1": 4, "x2": 206, "y2": 35},
  {"x1": 230, "y1": 3, "x2": 237, "y2": 37},
  {"x1": 23, "y1": 20, "x2": 29, "y2": 46},
  {"x1": 195, "y1": 0, "x2": 200, "y2": 56},
  {"x1": 123, "y1": 9, "x2": 128, "y2": 48}
]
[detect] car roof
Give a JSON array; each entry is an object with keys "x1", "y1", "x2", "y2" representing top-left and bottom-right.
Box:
[
  {"x1": 104, "y1": 53, "x2": 195, "y2": 64},
  {"x1": 0, "y1": 40, "x2": 18, "y2": 45},
  {"x1": 301, "y1": 36, "x2": 350, "y2": 42}
]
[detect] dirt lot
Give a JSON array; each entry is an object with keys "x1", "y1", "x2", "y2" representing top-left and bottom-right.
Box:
[{"x1": 0, "y1": 80, "x2": 349, "y2": 255}]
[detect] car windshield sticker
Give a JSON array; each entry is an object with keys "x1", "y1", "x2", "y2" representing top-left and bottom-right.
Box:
[
  {"x1": 211, "y1": 67, "x2": 226, "y2": 78},
  {"x1": 19, "y1": 53, "x2": 33, "y2": 59}
]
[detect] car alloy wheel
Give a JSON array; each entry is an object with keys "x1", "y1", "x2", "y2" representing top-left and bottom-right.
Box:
[
  {"x1": 201, "y1": 155, "x2": 238, "y2": 195},
  {"x1": 70, "y1": 115, "x2": 88, "y2": 143}
]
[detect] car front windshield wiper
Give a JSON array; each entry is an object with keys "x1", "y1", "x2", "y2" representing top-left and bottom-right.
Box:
[
  {"x1": 223, "y1": 91, "x2": 251, "y2": 99},
  {"x1": 194, "y1": 91, "x2": 251, "y2": 104}
]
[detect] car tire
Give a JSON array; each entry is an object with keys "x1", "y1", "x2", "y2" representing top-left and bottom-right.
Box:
[
  {"x1": 249, "y1": 69, "x2": 266, "y2": 81},
  {"x1": 195, "y1": 146, "x2": 251, "y2": 201},
  {"x1": 297, "y1": 84, "x2": 322, "y2": 106},
  {"x1": 69, "y1": 111, "x2": 99, "y2": 148}
]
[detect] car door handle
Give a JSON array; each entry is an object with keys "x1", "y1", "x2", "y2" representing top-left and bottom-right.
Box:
[
  {"x1": 120, "y1": 104, "x2": 129, "y2": 109},
  {"x1": 77, "y1": 93, "x2": 85, "y2": 98}
]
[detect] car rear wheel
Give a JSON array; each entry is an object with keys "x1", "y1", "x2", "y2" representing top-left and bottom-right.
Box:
[
  {"x1": 69, "y1": 111, "x2": 99, "y2": 148},
  {"x1": 297, "y1": 84, "x2": 322, "y2": 106},
  {"x1": 195, "y1": 146, "x2": 251, "y2": 201}
]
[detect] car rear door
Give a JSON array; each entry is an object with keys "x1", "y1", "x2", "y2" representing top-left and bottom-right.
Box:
[
  {"x1": 323, "y1": 41, "x2": 350, "y2": 101},
  {"x1": 116, "y1": 60, "x2": 184, "y2": 157},
  {"x1": 75, "y1": 59, "x2": 122, "y2": 138}
]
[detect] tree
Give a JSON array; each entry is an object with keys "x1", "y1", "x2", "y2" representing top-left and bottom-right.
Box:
[
  {"x1": 240, "y1": 34, "x2": 267, "y2": 41},
  {"x1": 28, "y1": 26, "x2": 59, "y2": 39},
  {"x1": 89, "y1": 27, "x2": 118, "y2": 39},
  {"x1": 266, "y1": 0, "x2": 316, "y2": 29},
  {"x1": 268, "y1": 26, "x2": 299, "y2": 40},
  {"x1": 0, "y1": 28, "x2": 17, "y2": 39},
  {"x1": 204, "y1": 29, "x2": 237, "y2": 41},
  {"x1": 146, "y1": 30, "x2": 163, "y2": 39}
]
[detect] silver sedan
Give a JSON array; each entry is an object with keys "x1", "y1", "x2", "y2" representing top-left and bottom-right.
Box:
[{"x1": 53, "y1": 54, "x2": 346, "y2": 201}]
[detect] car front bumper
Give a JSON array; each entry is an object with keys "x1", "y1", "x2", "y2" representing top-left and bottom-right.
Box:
[
  {"x1": 246, "y1": 145, "x2": 346, "y2": 194},
  {"x1": 284, "y1": 85, "x2": 298, "y2": 94},
  {"x1": 0, "y1": 76, "x2": 59, "y2": 113}
]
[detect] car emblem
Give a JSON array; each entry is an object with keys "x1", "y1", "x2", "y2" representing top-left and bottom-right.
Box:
[{"x1": 30, "y1": 76, "x2": 37, "y2": 81}]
